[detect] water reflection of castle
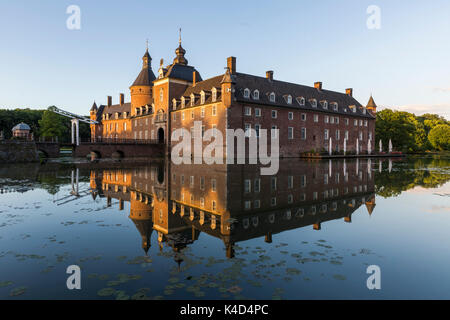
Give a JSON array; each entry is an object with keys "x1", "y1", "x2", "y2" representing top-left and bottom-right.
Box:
[{"x1": 90, "y1": 159, "x2": 376, "y2": 259}]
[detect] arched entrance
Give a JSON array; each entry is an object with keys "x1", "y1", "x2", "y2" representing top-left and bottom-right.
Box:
[{"x1": 157, "y1": 128, "x2": 164, "y2": 144}]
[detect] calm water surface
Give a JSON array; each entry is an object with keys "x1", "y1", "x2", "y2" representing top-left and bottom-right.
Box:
[{"x1": 0, "y1": 156, "x2": 449, "y2": 300}]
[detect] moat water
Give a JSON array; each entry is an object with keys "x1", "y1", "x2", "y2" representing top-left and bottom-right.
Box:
[{"x1": 0, "y1": 156, "x2": 449, "y2": 300}]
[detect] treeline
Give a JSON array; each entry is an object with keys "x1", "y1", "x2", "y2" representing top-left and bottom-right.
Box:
[
  {"x1": 0, "y1": 107, "x2": 90, "y2": 142},
  {"x1": 376, "y1": 109, "x2": 450, "y2": 152}
]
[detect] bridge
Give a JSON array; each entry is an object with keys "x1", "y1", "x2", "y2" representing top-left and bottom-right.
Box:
[
  {"x1": 35, "y1": 141, "x2": 61, "y2": 158},
  {"x1": 72, "y1": 138, "x2": 165, "y2": 159}
]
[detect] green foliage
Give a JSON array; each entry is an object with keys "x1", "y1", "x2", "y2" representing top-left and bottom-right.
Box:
[
  {"x1": 376, "y1": 109, "x2": 449, "y2": 152},
  {"x1": 39, "y1": 110, "x2": 67, "y2": 138},
  {"x1": 0, "y1": 106, "x2": 91, "y2": 143},
  {"x1": 428, "y1": 125, "x2": 450, "y2": 151},
  {"x1": 0, "y1": 108, "x2": 44, "y2": 139}
]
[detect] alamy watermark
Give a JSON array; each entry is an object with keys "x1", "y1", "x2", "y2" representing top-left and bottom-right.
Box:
[
  {"x1": 367, "y1": 5, "x2": 381, "y2": 30},
  {"x1": 366, "y1": 265, "x2": 381, "y2": 290},
  {"x1": 66, "y1": 5, "x2": 81, "y2": 30},
  {"x1": 66, "y1": 265, "x2": 81, "y2": 290},
  {"x1": 171, "y1": 121, "x2": 279, "y2": 175}
]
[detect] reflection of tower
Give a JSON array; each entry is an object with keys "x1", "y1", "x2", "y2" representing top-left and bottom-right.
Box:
[
  {"x1": 365, "y1": 196, "x2": 376, "y2": 216},
  {"x1": 129, "y1": 197, "x2": 153, "y2": 254}
]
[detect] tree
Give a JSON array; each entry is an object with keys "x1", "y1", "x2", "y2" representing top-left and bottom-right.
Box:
[
  {"x1": 428, "y1": 125, "x2": 450, "y2": 151},
  {"x1": 39, "y1": 109, "x2": 67, "y2": 138}
]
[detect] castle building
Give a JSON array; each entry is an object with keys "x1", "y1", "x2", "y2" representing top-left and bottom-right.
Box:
[{"x1": 90, "y1": 41, "x2": 376, "y2": 157}]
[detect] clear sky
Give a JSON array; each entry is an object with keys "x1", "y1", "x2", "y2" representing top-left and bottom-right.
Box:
[{"x1": 0, "y1": 0, "x2": 449, "y2": 118}]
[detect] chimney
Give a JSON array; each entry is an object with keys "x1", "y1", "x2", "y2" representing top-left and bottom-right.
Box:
[
  {"x1": 346, "y1": 88, "x2": 353, "y2": 97},
  {"x1": 119, "y1": 93, "x2": 124, "y2": 106},
  {"x1": 314, "y1": 82, "x2": 322, "y2": 91},
  {"x1": 227, "y1": 57, "x2": 236, "y2": 75},
  {"x1": 193, "y1": 71, "x2": 197, "y2": 87},
  {"x1": 266, "y1": 71, "x2": 274, "y2": 81},
  {"x1": 107, "y1": 96, "x2": 112, "y2": 107}
]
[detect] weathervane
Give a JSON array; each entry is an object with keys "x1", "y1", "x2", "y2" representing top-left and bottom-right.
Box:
[
  {"x1": 179, "y1": 28, "x2": 182, "y2": 45},
  {"x1": 146, "y1": 38, "x2": 149, "y2": 51}
]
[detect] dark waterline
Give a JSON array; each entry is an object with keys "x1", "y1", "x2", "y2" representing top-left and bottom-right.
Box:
[{"x1": 0, "y1": 156, "x2": 449, "y2": 300}]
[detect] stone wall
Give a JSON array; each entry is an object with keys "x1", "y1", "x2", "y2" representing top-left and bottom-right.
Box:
[{"x1": 0, "y1": 141, "x2": 39, "y2": 163}]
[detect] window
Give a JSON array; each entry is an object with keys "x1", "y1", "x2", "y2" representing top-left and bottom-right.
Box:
[
  {"x1": 314, "y1": 114, "x2": 319, "y2": 122},
  {"x1": 271, "y1": 125, "x2": 278, "y2": 138},
  {"x1": 359, "y1": 131, "x2": 363, "y2": 140},
  {"x1": 244, "y1": 179, "x2": 251, "y2": 193},
  {"x1": 212, "y1": 88, "x2": 217, "y2": 102},
  {"x1": 244, "y1": 107, "x2": 251, "y2": 116},
  {"x1": 244, "y1": 201, "x2": 251, "y2": 210},
  {"x1": 301, "y1": 113, "x2": 306, "y2": 121},
  {"x1": 354, "y1": 119, "x2": 358, "y2": 126},
  {"x1": 190, "y1": 176, "x2": 194, "y2": 187},
  {"x1": 301, "y1": 127, "x2": 306, "y2": 140},
  {"x1": 324, "y1": 129, "x2": 329, "y2": 140},
  {"x1": 324, "y1": 115, "x2": 329, "y2": 123},
  {"x1": 173, "y1": 113, "x2": 177, "y2": 121},
  {"x1": 200, "y1": 92, "x2": 205, "y2": 104},
  {"x1": 345, "y1": 118, "x2": 349, "y2": 125},
  {"x1": 322, "y1": 101, "x2": 328, "y2": 109},
  {"x1": 190, "y1": 95, "x2": 195, "y2": 106},
  {"x1": 364, "y1": 120, "x2": 368, "y2": 127},
  {"x1": 182, "y1": 112, "x2": 185, "y2": 120},
  {"x1": 336, "y1": 130, "x2": 340, "y2": 140},
  {"x1": 297, "y1": 97, "x2": 305, "y2": 106},
  {"x1": 245, "y1": 123, "x2": 251, "y2": 137},
  {"x1": 335, "y1": 117, "x2": 339, "y2": 124},
  {"x1": 201, "y1": 107, "x2": 205, "y2": 118},
  {"x1": 288, "y1": 176, "x2": 294, "y2": 189},
  {"x1": 244, "y1": 88, "x2": 250, "y2": 98},
  {"x1": 254, "y1": 200, "x2": 261, "y2": 209},
  {"x1": 212, "y1": 200, "x2": 217, "y2": 211},
  {"x1": 345, "y1": 130, "x2": 349, "y2": 140},
  {"x1": 124, "y1": 123, "x2": 127, "y2": 131},
  {"x1": 330, "y1": 116, "x2": 334, "y2": 124},
  {"x1": 255, "y1": 108, "x2": 261, "y2": 117},
  {"x1": 160, "y1": 88, "x2": 164, "y2": 102},
  {"x1": 254, "y1": 179, "x2": 261, "y2": 192},
  {"x1": 200, "y1": 176, "x2": 205, "y2": 190},
  {"x1": 301, "y1": 175, "x2": 307, "y2": 187},
  {"x1": 287, "y1": 95, "x2": 292, "y2": 104},
  {"x1": 310, "y1": 99, "x2": 317, "y2": 108},
  {"x1": 211, "y1": 179, "x2": 217, "y2": 192},
  {"x1": 271, "y1": 177, "x2": 277, "y2": 191},
  {"x1": 369, "y1": 132, "x2": 373, "y2": 140},
  {"x1": 359, "y1": 120, "x2": 363, "y2": 126},
  {"x1": 271, "y1": 197, "x2": 277, "y2": 206},
  {"x1": 212, "y1": 105, "x2": 217, "y2": 116},
  {"x1": 271, "y1": 110, "x2": 277, "y2": 119},
  {"x1": 255, "y1": 124, "x2": 261, "y2": 138},
  {"x1": 200, "y1": 197, "x2": 205, "y2": 207},
  {"x1": 269, "y1": 92, "x2": 276, "y2": 102},
  {"x1": 288, "y1": 127, "x2": 294, "y2": 139},
  {"x1": 253, "y1": 90, "x2": 259, "y2": 100},
  {"x1": 332, "y1": 102, "x2": 338, "y2": 111},
  {"x1": 288, "y1": 112, "x2": 293, "y2": 120}
]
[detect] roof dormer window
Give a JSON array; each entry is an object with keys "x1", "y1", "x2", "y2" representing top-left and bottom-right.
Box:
[
  {"x1": 253, "y1": 90, "x2": 259, "y2": 100},
  {"x1": 363, "y1": 107, "x2": 367, "y2": 115},
  {"x1": 190, "y1": 94, "x2": 195, "y2": 107},
  {"x1": 172, "y1": 99, "x2": 177, "y2": 110},
  {"x1": 321, "y1": 100, "x2": 328, "y2": 109},
  {"x1": 181, "y1": 97, "x2": 186, "y2": 108},
  {"x1": 310, "y1": 99, "x2": 317, "y2": 108},
  {"x1": 350, "y1": 105, "x2": 357, "y2": 113},
  {"x1": 244, "y1": 88, "x2": 250, "y2": 98},
  {"x1": 297, "y1": 97, "x2": 305, "y2": 106},
  {"x1": 212, "y1": 88, "x2": 217, "y2": 102},
  {"x1": 332, "y1": 102, "x2": 338, "y2": 111},
  {"x1": 286, "y1": 95, "x2": 292, "y2": 104},
  {"x1": 269, "y1": 92, "x2": 276, "y2": 102},
  {"x1": 200, "y1": 91, "x2": 206, "y2": 104}
]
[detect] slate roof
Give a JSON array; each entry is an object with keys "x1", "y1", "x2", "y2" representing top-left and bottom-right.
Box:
[
  {"x1": 164, "y1": 63, "x2": 202, "y2": 82},
  {"x1": 233, "y1": 72, "x2": 375, "y2": 119},
  {"x1": 12, "y1": 123, "x2": 31, "y2": 131},
  {"x1": 131, "y1": 67, "x2": 156, "y2": 87}
]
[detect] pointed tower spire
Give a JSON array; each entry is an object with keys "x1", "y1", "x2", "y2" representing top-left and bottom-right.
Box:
[
  {"x1": 131, "y1": 42, "x2": 156, "y2": 87},
  {"x1": 173, "y1": 28, "x2": 188, "y2": 65},
  {"x1": 367, "y1": 95, "x2": 378, "y2": 113}
]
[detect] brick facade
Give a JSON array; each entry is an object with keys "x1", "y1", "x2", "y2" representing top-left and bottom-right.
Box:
[{"x1": 90, "y1": 44, "x2": 377, "y2": 158}]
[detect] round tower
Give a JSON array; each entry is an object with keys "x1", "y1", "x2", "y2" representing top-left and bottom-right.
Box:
[{"x1": 130, "y1": 47, "x2": 156, "y2": 116}]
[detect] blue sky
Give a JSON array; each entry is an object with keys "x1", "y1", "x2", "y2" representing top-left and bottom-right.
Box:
[{"x1": 0, "y1": 0, "x2": 449, "y2": 118}]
